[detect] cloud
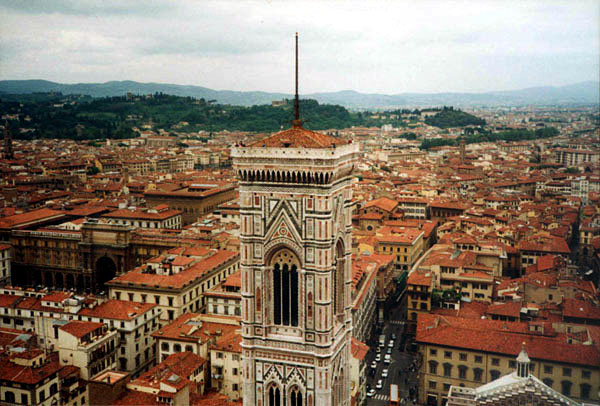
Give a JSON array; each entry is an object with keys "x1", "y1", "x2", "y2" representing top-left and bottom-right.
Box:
[
  {"x1": 0, "y1": 0, "x2": 176, "y2": 17},
  {"x1": 0, "y1": 0, "x2": 597, "y2": 93}
]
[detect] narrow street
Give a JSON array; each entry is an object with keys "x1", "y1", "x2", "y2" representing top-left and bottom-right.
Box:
[{"x1": 365, "y1": 294, "x2": 420, "y2": 405}]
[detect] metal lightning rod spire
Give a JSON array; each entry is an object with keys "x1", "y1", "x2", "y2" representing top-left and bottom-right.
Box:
[{"x1": 293, "y1": 32, "x2": 301, "y2": 127}]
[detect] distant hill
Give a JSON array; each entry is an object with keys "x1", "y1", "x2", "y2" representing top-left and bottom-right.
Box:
[{"x1": 0, "y1": 79, "x2": 597, "y2": 108}]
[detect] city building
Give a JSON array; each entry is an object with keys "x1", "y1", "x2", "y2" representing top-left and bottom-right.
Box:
[
  {"x1": 0, "y1": 349, "x2": 62, "y2": 406},
  {"x1": 0, "y1": 244, "x2": 11, "y2": 285},
  {"x1": 416, "y1": 313, "x2": 600, "y2": 405},
  {"x1": 144, "y1": 182, "x2": 237, "y2": 225},
  {"x1": 101, "y1": 205, "x2": 182, "y2": 230},
  {"x1": 107, "y1": 249, "x2": 239, "y2": 321},
  {"x1": 57, "y1": 320, "x2": 119, "y2": 379},
  {"x1": 447, "y1": 344, "x2": 581, "y2": 406},
  {"x1": 210, "y1": 329, "x2": 242, "y2": 401},
  {"x1": 78, "y1": 300, "x2": 160, "y2": 376}
]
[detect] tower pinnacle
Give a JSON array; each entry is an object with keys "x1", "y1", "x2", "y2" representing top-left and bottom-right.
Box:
[{"x1": 292, "y1": 32, "x2": 302, "y2": 128}]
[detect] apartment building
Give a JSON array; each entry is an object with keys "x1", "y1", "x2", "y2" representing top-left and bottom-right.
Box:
[
  {"x1": 210, "y1": 329, "x2": 242, "y2": 401},
  {"x1": 417, "y1": 313, "x2": 600, "y2": 406},
  {"x1": 108, "y1": 249, "x2": 239, "y2": 322},
  {"x1": 78, "y1": 300, "x2": 160, "y2": 376},
  {"x1": 58, "y1": 320, "x2": 118, "y2": 380}
]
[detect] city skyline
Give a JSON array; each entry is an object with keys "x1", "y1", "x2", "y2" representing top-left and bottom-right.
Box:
[{"x1": 0, "y1": 0, "x2": 598, "y2": 95}]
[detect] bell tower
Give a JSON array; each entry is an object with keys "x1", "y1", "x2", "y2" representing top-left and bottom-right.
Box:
[{"x1": 232, "y1": 34, "x2": 359, "y2": 406}]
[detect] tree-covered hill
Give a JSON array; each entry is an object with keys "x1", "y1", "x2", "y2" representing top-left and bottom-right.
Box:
[
  {"x1": 424, "y1": 106, "x2": 486, "y2": 128},
  {"x1": 0, "y1": 93, "x2": 397, "y2": 139},
  {"x1": 420, "y1": 127, "x2": 559, "y2": 149}
]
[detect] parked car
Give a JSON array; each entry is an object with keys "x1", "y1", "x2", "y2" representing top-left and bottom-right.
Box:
[
  {"x1": 382, "y1": 369, "x2": 388, "y2": 378},
  {"x1": 384, "y1": 354, "x2": 391, "y2": 364},
  {"x1": 386, "y1": 347, "x2": 392, "y2": 355},
  {"x1": 371, "y1": 360, "x2": 377, "y2": 369},
  {"x1": 388, "y1": 340, "x2": 394, "y2": 348},
  {"x1": 375, "y1": 354, "x2": 381, "y2": 362},
  {"x1": 391, "y1": 333, "x2": 397, "y2": 340},
  {"x1": 376, "y1": 379, "x2": 383, "y2": 389}
]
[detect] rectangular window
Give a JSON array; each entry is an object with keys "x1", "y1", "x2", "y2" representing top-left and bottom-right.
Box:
[
  {"x1": 429, "y1": 381, "x2": 436, "y2": 389},
  {"x1": 582, "y1": 370, "x2": 591, "y2": 379},
  {"x1": 491, "y1": 358, "x2": 499, "y2": 366},
  {"x1": 563, "y1": 368, "x2": 571, "y2": 377},
  {"x1": 544, "y1": 365, "x2": 553, "y2": 374},
  {"x1": 475, "y1": 356, "x2": 482, "y2": 363},
  {"x1": 444, "y1": 351, "x2": 452, "y2": 359},
  {"x1": 459, "y1": 353, "x2": 467, "y2": 361}
]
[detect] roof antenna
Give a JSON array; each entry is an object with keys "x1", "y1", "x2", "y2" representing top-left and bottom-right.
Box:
[{"x1": 293, "y1": 32, "x2": 302, "y2": 128}]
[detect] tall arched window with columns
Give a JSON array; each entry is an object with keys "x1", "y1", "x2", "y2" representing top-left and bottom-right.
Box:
[
  {"x1": 271, "y1": 248, "x2": 299, "y2": 327},
  {"x1": 289, "y1": 386, "x2": 303, "y2": 406},
  {"x1": 268, "y1": 386, "x2": 281, "y2": 406},
  {"x1": 334, "y1": 239, "x2": 345, "y2": 321}
]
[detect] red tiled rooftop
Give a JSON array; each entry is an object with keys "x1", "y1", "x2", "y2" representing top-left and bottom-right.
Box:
[
  {"x1": 78, "y1": 300, "x2": 156, "y2": 320},
  {"x1": 109, "y1": 250, "x2": 238, "y2": 289},
  {"x1": 416, "y1": 313, "x2": 600, "y2": 367},
  {"x1": 59, "y1": 320, "x2": 104, "y2": 338},
  {"x1": 248, "y1": 125, "x2": 345, "y2": 149},
  {"x1": 363, "y1": 197, "x2": 399, "y2": 213}
]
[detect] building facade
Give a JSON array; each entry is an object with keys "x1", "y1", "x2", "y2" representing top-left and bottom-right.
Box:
[{"x1": 233, "y1": 123, "x2": 359, "y2": 406}]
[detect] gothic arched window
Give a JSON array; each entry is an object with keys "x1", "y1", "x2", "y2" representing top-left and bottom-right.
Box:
[
  {"x1": 290, "y1": 387, "x2": 303, "y2": 406},
  {"x1": 268, "y1": 386, "x2": 281, "y2": 406},
  {"x1": 272, "y1": 248, "x2": 299, "y2": 327},
  {"x1": 334, "y1": 240, "x2": 345, "y2": 320}
]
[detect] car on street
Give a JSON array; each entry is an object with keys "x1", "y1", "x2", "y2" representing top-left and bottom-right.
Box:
[
  {"x1": 386, "y1": 347, "x2": 392, "y2": 354},
  {"x1": 382, "y1": 369, "x2": 388, "y2": 378},
  {"x1": 367, "y1": 389, "x2": 376, "y2": 398},
  {"x1": 371, "y1": 361, "x2": 377, "y2": 369},
  {"x1": 391, "y1": 333, "x2": 397, "y2": 340},
  {"x1": 376, "y1": 379, "x2": 383, "y2": 389},
  {"x1": 384, "y1": 354, "x2": 391, "y2": 364},
  {"x1": 375, "y1": 354, "x2": 381, "y2": 362},
  {"x1": 388, "y1": 340, "x2": 394, "y2": 348},
  {"x1": 375, "y1": 346, "x2": 381, "y2": 353}
]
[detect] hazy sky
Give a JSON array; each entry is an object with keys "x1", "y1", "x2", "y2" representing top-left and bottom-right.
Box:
[{"x1": 0, "y1": 0, "x2": 598, "y2": 94}]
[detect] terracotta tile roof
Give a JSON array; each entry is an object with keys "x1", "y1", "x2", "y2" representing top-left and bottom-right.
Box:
[
  {"x1": 211, "y1": 329, "x2": 242, "y2": 353},
  {"x1": 59, "y1": 320, "x2": 104, "y2": 338},
  {"x1": 102, "y1": 207, "x2": 181, "y2": 221},
  {"x1": 351, "y1": 337, "x2": 369, "y2": 361},
  {"x1": 0, "y1": 208, "x2": 66, "y2": 229},
  {"x1": 109, "y1": 250, "x2": 238, "y2": 289},
  {"x1": 160, "y1": 351, "x2": 207, "y2": 377},
  {"x1": 407, "y1": 271, "x2": 433, "y2": 286},
  {"x1": 248, "y1": 125, "x2": 345, "y2": 149},
  {"x1": 562, "y1": 298, "x2": 600, "y2": 321},
  {"x1": 519, "y1": 235, "x2": 570, "y2": 254},
  {"x1": 416, "y1": 313, "x2": 600, "y2": 367},
  {"x1": 153, "y1": 313, "x2": 239, "y2": 343},
  {"x1": 363, "y1": 197, "x2": 399, "y2": 213},
  {"x1": 0, "y1": 352, "x2": 61, "y2": 384},
  {"x1": 486, "y1": 301, "x2": 522, "y2": 318},
  {"x1": 78, "y1": 300, "x2": 156, "y2": 320},
  {"x1": 223, "y1": 270, "x2": 241, "y2": 288}
]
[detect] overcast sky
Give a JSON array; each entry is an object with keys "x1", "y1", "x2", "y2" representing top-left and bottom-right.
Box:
[{"x1": 0, "y1": 0, "x2": 598, "y2": 94}]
